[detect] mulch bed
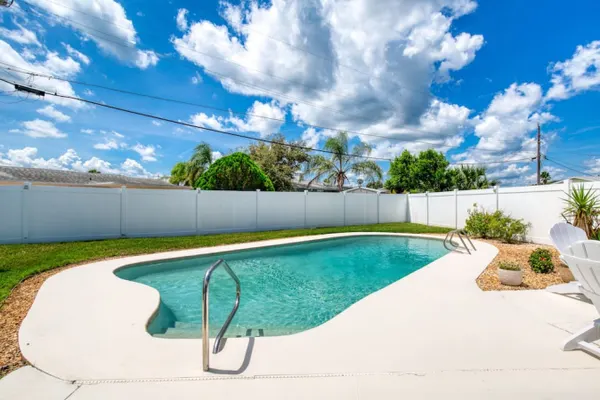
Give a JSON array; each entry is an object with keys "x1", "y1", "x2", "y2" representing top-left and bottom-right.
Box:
[
  {"x1": 0, "y1": 240, "x2": 574, "y2": 378},
  {"x1": 476, "y1": 239, "x2": 572, "y2": 291}
]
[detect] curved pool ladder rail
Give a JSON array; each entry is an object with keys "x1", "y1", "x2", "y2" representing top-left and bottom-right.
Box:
[
  {"x1": 202, "y1": 259, "x2": 241, "y2": 372},
  {"x1": 443, "y1": 229, "x2": 477, "y2": 255}
]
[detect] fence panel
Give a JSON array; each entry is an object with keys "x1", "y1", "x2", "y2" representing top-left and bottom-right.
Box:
[
  {"x1": 456, "y1": 189, "x2": 497, "y2": 229},
  {"x1": 257, "y1": 192, "x2": 306, "y2": 230},
  {"x1": 198, "y1": 190, "x2": 257, "y2": 234},
  {"x1": 27, "y1": 186, "x2": 121, "y2": 242},
  {"x1": 0, "y1": 186, "x2": 23, "y2": 243},
  {"x1": 306, "y1": 192, "x2": 345, "y2": 227},
  {"x1": 499, "y1": 184, "x2": 565, "y2": 244},
  {"x1": 408, "y1": 194, "x2": 428, "y2": 225},
  {"x1": 379, "y1": 194, "x2": 408, "y2": 223},
  {"x1": 126, "y1": 189, "x2": 196, "y2": 237},
  {"x1": 428, "y1": 192, "x2": 455, "y2": 228},
  {"x1": 345, "y1": 193, "x2": 378, "y2": 226}
]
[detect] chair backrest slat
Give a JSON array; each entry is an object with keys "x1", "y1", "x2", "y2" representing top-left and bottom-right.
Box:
[
  {"x1": 550, "y1": 223, "x2": 587, "y2": 254},
  {"x1": 563, "y1": 254, "x2": 600, "y2": 312}
]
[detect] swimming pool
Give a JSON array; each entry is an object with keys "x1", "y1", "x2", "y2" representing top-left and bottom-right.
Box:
[{"x1": 116, "y1": 235, "x2": 448, "y2": 338}]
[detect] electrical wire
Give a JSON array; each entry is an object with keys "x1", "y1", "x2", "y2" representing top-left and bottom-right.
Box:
[
  {"x1": 545, "y1": 157, "x2": 598, "y2": 178},
  {"x1": 0, "y1": 62, "x2": 475, "y2": 148},
  {"x1": 0, "y1": 76, "x2": 393, "y2": 161}
]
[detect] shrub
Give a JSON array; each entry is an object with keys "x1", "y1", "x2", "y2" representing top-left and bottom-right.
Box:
[
  {"x1": 196, "y1": 152, "x2": 275, "y2": 191},
  {"x1": 498, "y1": 261, "x2": 521, "y2": 271},
  {"x1": 529, "y1": 248, "x2": 554, "y2": 273},
  {"x1": 465, "y1": 204, "x2": 529, "y2": 243}
]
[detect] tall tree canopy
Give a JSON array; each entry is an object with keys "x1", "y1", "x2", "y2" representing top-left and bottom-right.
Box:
[
  {"x1": 248, "y1": 134, "x2": 310, "y2": 191},
  {"x1": 307, "y1": 131, "x2": 383, "y2": 192},
  {"x1": 196, "y1": 152, "x2": 275, "y2": 191},
  {"x1": 540, "y1": 171, "x2": 551, "y2": 185},
  {"x1": 169, "y1": 143, "x2": 214, "y2": 187},
  {"x1": 385, "y1": 150, "x2": 498, "y2": 193}
]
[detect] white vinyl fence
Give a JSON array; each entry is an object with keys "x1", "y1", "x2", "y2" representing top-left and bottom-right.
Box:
[
  {"x1": 0, "y1": 183, "x2": 409, "y2": 244},
  {"x1": 408, "y1": 179, "x2": 592, "y2": 244},
  {"x1": 0, "y1": 180, "x2": 592, "y2": 245}
]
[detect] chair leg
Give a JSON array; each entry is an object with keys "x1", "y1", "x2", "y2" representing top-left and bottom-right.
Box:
[{"x1": 562, "y1": 319, "x2": 600, "y2": 355}]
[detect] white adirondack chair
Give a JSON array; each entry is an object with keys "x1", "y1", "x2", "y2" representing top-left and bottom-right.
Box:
[
  {"x1": 561, "y1": 241, "x2": 600, "y2": 358},
  {"x1": 550, "y1": 222, "x2": 588, "y2": 256},
  {"x1": 548, "y1": 223, "x2": 588, "y2": 294}
]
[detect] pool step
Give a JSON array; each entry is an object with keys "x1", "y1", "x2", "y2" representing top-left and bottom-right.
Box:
[{"x1": 154, "y1": 324, "x2": 267, "y2": 339}]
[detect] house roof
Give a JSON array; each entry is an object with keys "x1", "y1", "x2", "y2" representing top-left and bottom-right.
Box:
[
  {"x1": 0, "y1": 166, "x2": 180, "y2": 189},
  {"x1": 292, "y1": 180, "x2": 351, "y2": 192},
  {"x1": 343, "y1": 187, "x2": 390, "y2": 194}
]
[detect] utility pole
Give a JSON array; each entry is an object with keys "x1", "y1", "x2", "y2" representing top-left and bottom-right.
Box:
[{"x1": 536, "y1": 123, "x2": 541, "y2": 185}]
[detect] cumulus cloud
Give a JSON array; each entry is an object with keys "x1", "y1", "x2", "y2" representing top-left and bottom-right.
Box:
[
  {"x1": 36, "y1": 105, "x2": 71, "y2": 122},
  {"x1": 10, "y1": 119, "x2": 67, "y2": 139},
  {"x1": 546, "y1": 41, "x2": 600, "y2": 101},
  {"x1": 585, "y1": 158, "x2": 600, "y2": 175},
  {"x1": 211, "y1": 151, "x2": 223, "y2": 161},
  {"x1": 25, "y1": 0, "x2": 158, "y2": 69},
  {"x1": 131, "y1": 143, "x2": 158, "y2": 162},
  {"x1": 172, "y1": 0, "x2": 483, "y2": 155},
  {"x1": 93, "y1": 139, "x2": 120, "y2": 150},
  {"x1": 301, "y1": 127, "x2": 321, "y2": 148},
  {"x1": 0, "y1": 147, "x2": 160, "y2": 178},
  {"x1": 81, "y1": 128, "x2": 94, "y2": 134},
  {"x1": 0, "y1": 40, "x2": 83, "y2": 109},
  {"x1": 190, "y1": 112, "x2": 226, "y2": 130}
]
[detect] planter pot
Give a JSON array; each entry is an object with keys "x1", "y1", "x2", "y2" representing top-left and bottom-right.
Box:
[{"x1": 498, "y1": 269, "x2": 523, "y2": 286}]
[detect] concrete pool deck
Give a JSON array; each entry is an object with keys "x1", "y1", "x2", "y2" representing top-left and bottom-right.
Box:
[{"x1": 2, "y1": 233, "x2": 600, "y2": 398}]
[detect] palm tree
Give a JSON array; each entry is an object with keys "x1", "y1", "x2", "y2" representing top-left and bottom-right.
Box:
[
  {"x1": 307, "y1": 131, "x2": 383, "y2": 192},
  {"x1": 187, "y1": 143, "x2": 213, "y2": 185},
  {"x1": 540, "y1": 171, "x2": 551, "y2": 185},
  {"x1": 452, "y1": 165, "x2": 497, "y2": 190}
]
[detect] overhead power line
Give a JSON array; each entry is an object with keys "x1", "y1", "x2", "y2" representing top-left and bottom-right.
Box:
[
  {"x1": 545, "y1": 157, "x2": 597, "y2": 178},
  {"x1": 0, "y1": 62, "x2": 474, "y2": 148},
  {"x1": 0, "y1": 76, "x2": 392, "y2": 162}
]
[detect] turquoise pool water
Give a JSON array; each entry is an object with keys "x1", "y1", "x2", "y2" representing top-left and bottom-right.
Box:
[{"x1": 116, "y1": 236, "x2": 448, "y2": 338}]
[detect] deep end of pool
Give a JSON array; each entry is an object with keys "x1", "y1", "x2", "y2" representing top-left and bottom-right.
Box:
[{"x1": 116, "y1": 235, "x2": 448, "y2": 339}]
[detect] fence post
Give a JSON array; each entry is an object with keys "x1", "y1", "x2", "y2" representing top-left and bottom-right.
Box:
[
  {"x1": 406, "y1": 193, "x2": 410, "y2": 223},
  {"x1": 304, "y1": 190, "x2": 308, "y2": 228},
  {"x1": 425, "y1": 191, "x2": 430, "y2": 226},
  {"x1": 195, "y1": 189, "x2": 200, "y2": 235},
  {"x1": 255, "y1": 189, "x2": 260, "y2": 231},
  {"x1": 564, "y1": 178, "x2": 571, "y2": 195},
  {"x1": 494, "y1": 185, "x2": 500, "y2": 211},
  {"x1": 21, "y1": 182, "x2": 31, "y2": 243},
  {"x1": 343, "y1": 191, "x2": 347, "y2": 226},
  {"x1": 120, "y1": 186, "x2": 127, "y2": 237},
  {"x1": 377, "y1": 192, "x2": 380, "y2": 224},
  {"x1": 454, "y1": 189, "x2": 458, "y2": 229}
]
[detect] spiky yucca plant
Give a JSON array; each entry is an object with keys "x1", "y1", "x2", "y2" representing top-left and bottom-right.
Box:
[{"x1": 562, "y1": 185, "x2": 600, "y2": 238}]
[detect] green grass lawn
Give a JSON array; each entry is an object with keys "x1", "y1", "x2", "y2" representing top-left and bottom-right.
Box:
[{"x1": 0, "y1": 223, "x2": 450, "y2": 305}]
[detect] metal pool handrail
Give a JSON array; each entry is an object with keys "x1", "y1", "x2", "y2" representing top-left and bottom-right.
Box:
[
  {"x1": 443, "y1": 229, "x2": 477, "y2": 255},
  {"x1": 202, "y1": 259, "x2": 241, "y2": 372}
]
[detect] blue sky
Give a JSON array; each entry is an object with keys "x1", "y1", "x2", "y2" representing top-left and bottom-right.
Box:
[{"x1": 0, "y1": 0, "x2": 599, "y2": 185}]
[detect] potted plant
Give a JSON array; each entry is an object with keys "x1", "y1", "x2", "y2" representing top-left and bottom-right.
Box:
[{"x1": 498, "y1": 261, "x2": 523, "y2": 286}]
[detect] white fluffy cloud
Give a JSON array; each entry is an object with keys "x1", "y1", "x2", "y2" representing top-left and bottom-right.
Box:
[
  {"x1": 190, "y1": 112, "x2": 226, "y2": 130},
  {"x1": 0, "y1": 23, "x2": 41, "y2": 47},
  {"x1": 10, "y1": 119, "x2": 67, "y2": 139},
  {"x1": 301, "y1": 127, "x2": 321, "y2": 148},
  {"x1": 0, "y1": 147, "x2": 159, "y2": 178},
  {"x1": 62, "y1": 43, "x2": 90, "y2": 65},
  {"x1": 36, "y1": 105, "x2": 71, "y2": 122},
  {"x1": 94, "y1": 139, "x2": 120, "y2": 150},
  {"x1": 176, "y1": 8, "x2": 189, "y2": 31},
  {"x1": 172, "y1": 0, "x2": 483, "y2": 154},
  {"x1": 547, "y1": 41, "x2": 600, "y2": 101},
  {"x1": 585, "y1": 158, "x2": 600, "y2": 175},
  {"x1": 25, "y1": 0, "x2": 158, "y2": 69},
  {"x1": 0, "y1": 40, "x2": 83, "y2": 109},
  {"x1": 131, "y1": 143, "x2": 158, "y2": 162}
]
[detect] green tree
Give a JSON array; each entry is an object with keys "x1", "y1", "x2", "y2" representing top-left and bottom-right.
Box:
[
  {"x1": 540, "y1": 171, "x2": 551, "y2": 185},
  {"x1": 412, "y1": 149, "x2": 452, "y2": 192},
  {"x1": 196, "y1": 152, "x2": 275, "y2": 191},
  {"x1": 367, "y1": 180, "x2": 384, "y2": 189},
  {"x1": 248, "y1": 134, "x2": 310, "y2": 191},
  {"x1": 450, "y1": 165, "x2": 498, "y2": 190},
  {"x1": 307, "y1": 131, "x2": 383, "y2": 192},
  {"x1": 187, "y1": 143, "x2": 213, "y2": 185},
  {"x1": 169, "y1": 162, "x2": 189, "y2": 185},
  {"x1": 88, "y1": 169, "x2": 100, "y2": 174},
  {"x1": 384, "y1": 150, "x2": 416, "y2": 193}
]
